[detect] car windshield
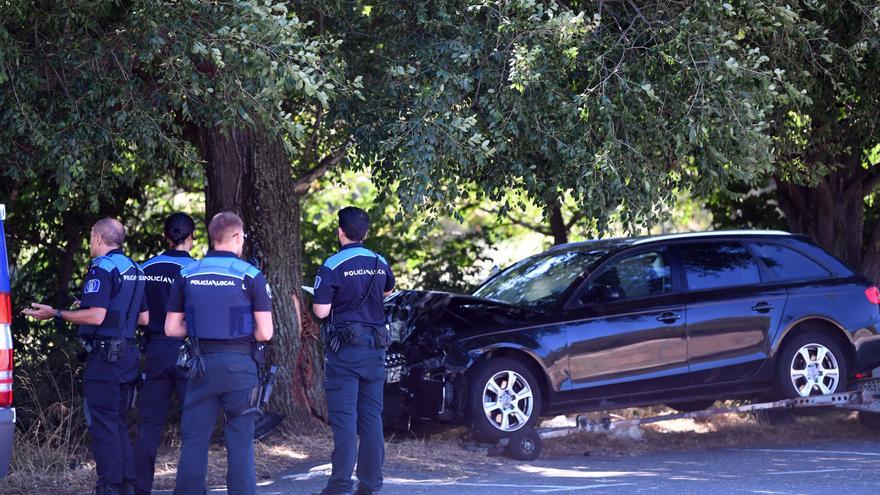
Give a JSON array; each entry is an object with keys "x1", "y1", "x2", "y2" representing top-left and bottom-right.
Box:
[{"x1": 474, "y1": 248, "x2": 606, "y2": 307}]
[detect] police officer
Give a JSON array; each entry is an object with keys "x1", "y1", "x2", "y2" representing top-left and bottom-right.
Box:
[
  {"x1": 165, "y1": 211, "x2": 273, "y2": 495},
  {"x1": 133, "y1": 213, "x2": 198, "y2": 495},
  {"x1": 312, "y1": 206, "x2": 395, "y2": 495},
  {"x1": 23, "y1": 218, "x2": 148, "y2": 495}
]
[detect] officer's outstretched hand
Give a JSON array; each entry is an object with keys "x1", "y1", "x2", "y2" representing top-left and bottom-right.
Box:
[{"x1": 21, "y1": 303, "x2": 56, "y2": 321}]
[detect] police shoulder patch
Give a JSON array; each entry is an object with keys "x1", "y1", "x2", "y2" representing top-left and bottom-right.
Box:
[
  {"x1": 265, "y1": 283, "x2": 273, "y2": 300},
  {"x1": 84, "y1": 279, "x2": 101, "y2": 294},
  {"x1": 314, "y1": 276, "x2": 322, "y2": 290}
]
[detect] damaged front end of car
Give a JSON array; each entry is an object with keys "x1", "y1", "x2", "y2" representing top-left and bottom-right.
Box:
[
  {"x1": 383, "y1": 290, "x2": 474, "y2": 426},
  {"x1": 382, "y1": 289, "x2": 540, "y2": 428}
]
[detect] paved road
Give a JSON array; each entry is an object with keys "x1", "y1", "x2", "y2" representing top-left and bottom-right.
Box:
[{"x1": 159, "y1": 440, "x2": 880, "y2": 495}]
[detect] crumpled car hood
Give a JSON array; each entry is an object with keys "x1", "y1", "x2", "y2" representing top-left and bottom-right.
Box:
[{"x1": 384, "y1": 290, "x2": 532, "y2": 345}]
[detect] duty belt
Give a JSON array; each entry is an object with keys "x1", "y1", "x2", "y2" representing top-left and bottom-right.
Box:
[
  {"x1": 199, "y1": 340, "x2": 254, "y2": 355},
  {"x1": 87, "y1": 336, "x2": 137, "y2": 344},
  {"x1": 340, "y1": 322, "x2": 385, "y2": 348},
  {"x1": 80, "y1": 336, "x2": 136, "y2": 362},
  {"x1": 144, "y1": 332, "x2": 184, "y2": 341}
]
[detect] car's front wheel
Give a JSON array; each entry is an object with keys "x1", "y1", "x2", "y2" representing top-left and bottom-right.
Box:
[
  {"x1": 776, "y1": 332, "x2": 848, "y2": 399},
  {"x1": 466, "y1": 357, "x2": 542, "y2": 442}
]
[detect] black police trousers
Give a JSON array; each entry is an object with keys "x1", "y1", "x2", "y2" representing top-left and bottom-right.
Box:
[
  {"x1": 83, "y1": 345, "x2": 139, "y2": 491},
  {"x1": 322, "y1": 343, "x2": 386, "y2": 494}
]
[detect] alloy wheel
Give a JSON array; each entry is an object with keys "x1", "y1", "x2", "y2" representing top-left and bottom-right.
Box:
[
  {"x1": 482, "y1": 369, "x2": 534, "y2": 432},
  {"x1": 789, "y1": 342, "x2": 841, "y2": 397}
]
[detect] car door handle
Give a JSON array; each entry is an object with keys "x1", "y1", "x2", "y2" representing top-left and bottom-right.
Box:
[
  {"x1": 751, "y1": 303, "x2": 775, "y2": 313},
  {"x1": 656, "y1": 312, "x2": 681, "y2": 324}
]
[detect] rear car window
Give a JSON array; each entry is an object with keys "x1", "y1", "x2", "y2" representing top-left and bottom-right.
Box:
[
  {"x1": 750, "y1": 242, "x2": 831, "y2": 281},
  {"x1": 680, "y1": 242, "x2": 760, "y2": 290}
]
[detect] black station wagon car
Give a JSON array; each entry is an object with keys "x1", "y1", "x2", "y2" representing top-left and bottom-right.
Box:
[{"x1": 382, "y1": 231, "x2": 880, "y2": 441}]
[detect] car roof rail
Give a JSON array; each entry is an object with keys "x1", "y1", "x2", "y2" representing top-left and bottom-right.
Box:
[{"x1": 631, "y1": 230, "x2": 791, "y2": 245}]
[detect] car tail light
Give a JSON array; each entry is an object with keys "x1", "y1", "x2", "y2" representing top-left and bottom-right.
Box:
[
  {"x1": 866, "y1": 286, "x2": 880, "y2": 305},
  {"x1": 0, "y1": 304, "x2": 11, "y2": 408},
  {"x1": 0, "y1": 205, "x2": 12, "y2": 408}
]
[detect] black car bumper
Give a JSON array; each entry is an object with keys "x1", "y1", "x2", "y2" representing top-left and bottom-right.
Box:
[{"x1": 384, "y1": 353, "x2": 465, "y2": 424}]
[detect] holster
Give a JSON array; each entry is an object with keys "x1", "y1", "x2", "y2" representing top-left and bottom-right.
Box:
[
  {"x1": 177, "y1": 338, "x2": 205, "y2": 379},
  {"x1": 126, "y1": 374, "x2": 144, "y2": 410},
  {"x1": 373, "y1": 324, "x2": 392, "y2": 349},
  {"x1": 176, "y1": 340, "x2": 192, "y2": 372},
  {"x1": 226, "y1": 365, "x2": 279, "y2": 419},
  {"x1": 322, "y1": 322, "x2": 351, "y2": 353},
  {"x1": 138, "y1": 332, "x2": 152, "y2": 354},
  {"x1": 81, "y1": 337, "x2": 127, "y2": 362},
  {"x1": 252, "y1": 342, "x2": 268, "y2": 367}
]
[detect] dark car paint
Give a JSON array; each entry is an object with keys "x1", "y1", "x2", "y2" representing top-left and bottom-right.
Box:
[{"x1": 385, "y1": 233, "x2": 880, "y2": 425}]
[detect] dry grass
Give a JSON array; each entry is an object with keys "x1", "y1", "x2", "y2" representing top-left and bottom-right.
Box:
[
  {"x1": 1, "y1": 365, "x2": 92, "y2": 495},
  {"x1": 2, "y1": 403, "x2": 879, "y2": 494},
  {"x1": 542, "y1": 408, "x2": 880, "y2": 458}
]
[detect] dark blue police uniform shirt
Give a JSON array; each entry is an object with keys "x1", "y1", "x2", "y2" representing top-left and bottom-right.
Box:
[
  {"x1": 80, "y1": 248, "x2": 147, "y2": 334},
  {"x1": 313, "y1": 242, "x2": 395, "y2": 325},
  {"x1": 140, "y1": 250, "x2": 197, "y2": 336},
  {"x1": 166, "y1": 251, "x2": 272, "y2": 341}
]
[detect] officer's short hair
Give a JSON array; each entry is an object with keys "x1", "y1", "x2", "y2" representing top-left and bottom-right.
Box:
[
  {"x1": 165, "y1": 212, "x2": 196, "y2": 246},
  {"x1": 338, "y1": 206, "x2": 370, "y2": 242},
  {"x1": 93, "y1": 218, "x2": 125, "y2": 247},
  {"x1": 208, "y1": 211, "x2": 244, "y2": 244}
]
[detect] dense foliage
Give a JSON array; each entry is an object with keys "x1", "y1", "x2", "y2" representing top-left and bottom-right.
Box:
[{"x1": 325, "y1": 1, "x2": 793, "y2": 231}]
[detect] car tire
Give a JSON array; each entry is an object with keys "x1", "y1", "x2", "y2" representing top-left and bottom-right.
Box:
[
  {"x1": 507, "y1": 428, "x2": 543, "y2": 461},
  {"x1": 666, "y1": 400, "x2": 715, "y2": 413},
  {"x1": 776, "y1": 331, "x2": 848, "y2": 399},
  {"x1": 466, "y1": 357, "x2": 542, "y2": 442}
]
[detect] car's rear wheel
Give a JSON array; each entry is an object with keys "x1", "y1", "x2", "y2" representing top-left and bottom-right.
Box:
[
  {"x1": 466, "y1": 357, "x2": 542, "y2": 442},
  {"x1": 776, "y1": 332, "x2": 848, "y2": 399}
]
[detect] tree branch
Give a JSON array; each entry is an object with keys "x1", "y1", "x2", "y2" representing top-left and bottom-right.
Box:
[
  {"x1": 565, "y1": 211, "x2": 588, "y2": 230},
  {"x1": 478, "y1": 207, "x2": 552, "y2": 235},
  {"x1": 625, "y1": 0, "x2": 648, "y2": 24},
  {"x1": 304, "y1": 104, "x2": 324, "y2": 164},
  {"x1": 292, "y1": 140, "x2": 352, "y2": 194}
]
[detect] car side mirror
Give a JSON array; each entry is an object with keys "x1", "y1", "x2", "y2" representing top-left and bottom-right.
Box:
[{"x1": 582, "y1": 285, "x2": 621, "y2": 304}]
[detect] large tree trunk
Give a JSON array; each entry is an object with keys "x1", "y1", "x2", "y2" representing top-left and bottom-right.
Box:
[
  {"x1": 198, "y1": 125, "x2": 326, "y2": 430},
  {"x1": 774, "y1": 160, "x2": 880, "y2": 282},
  {"x1": 547, "y1": 204, "x2": 569, "y2": 245},
  {"x1": 201, "y1": 127, "x2": 254, "y2": 227}
]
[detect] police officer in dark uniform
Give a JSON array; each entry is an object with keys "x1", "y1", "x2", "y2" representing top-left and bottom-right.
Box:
[
  {"x1": 165, "y1": 211, "x2": 273, "y2": 495},
  {"x1": 133, "y1": 213, "x2": 198, "y2": 495},
  {"x1": 24, "y1": 218, "x2": 148, "y2": 495},
  {"x1": 312, "y1": 206, "x2": 395, "y2": 495}
]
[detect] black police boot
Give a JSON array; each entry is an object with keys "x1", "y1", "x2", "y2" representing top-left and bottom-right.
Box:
[
  {"x1": 354, "y1": 485, "x2": 376, "y2": 495},
  {"x1": 311, "y1": 489, "x2": 353, "y2": 495}
]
